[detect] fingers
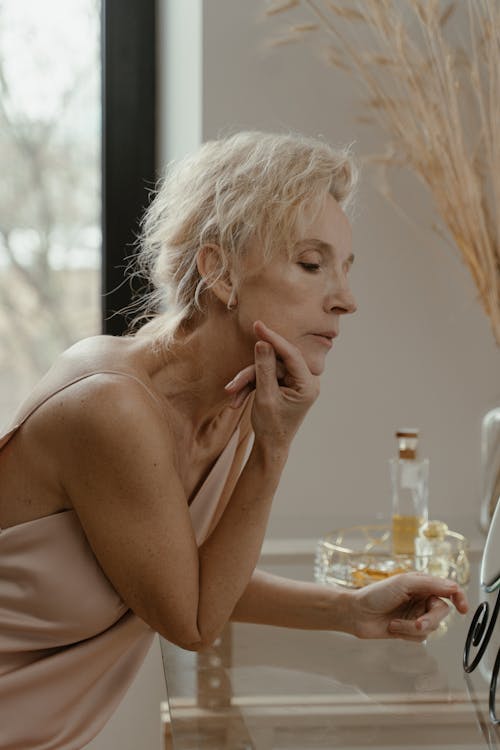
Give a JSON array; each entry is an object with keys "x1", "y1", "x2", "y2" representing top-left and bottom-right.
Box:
[
  {"x1": 387, "y1": 577, "x2": 468, "y2": 641},
  {"x1": 399, "y1": 573, "x2": 463, "y2": 607},
  {"x1": 450, "y1": 588, "x2": 469, "y2": 614},
  {"x1": 224, "y1": 342, "x2": 288, "y2": 409},
  {"x1": 228, "y1": 385, "x2": 253, "y2": 409},
  {"x1": 252, "y1": 320, "x2": 313, "y2": 388},
  {"x1": 253, "y1": 340, "x2": 278, "y2": 400},
  {"x1": 224, "y1": 364, "x2": 256, "y2": 394},
  {"x1": 224, "y1": 362, "x2": 287, "y2": 394},
  {"x1": 224, "y1": 319, "x2": 316, "y2": 412},
  {"x1": 417, "y1": 595, "x2": 450, "y2": 632},
  {"x1": 389, "y1": 596, "x2": 449, "y2": 639}
]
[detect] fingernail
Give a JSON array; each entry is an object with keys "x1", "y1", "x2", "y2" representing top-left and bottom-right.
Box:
[
  {"x1": 419, "y1": 619, "x2": 429, "y2": 630},
  {"x1": 224, "y1": 375, "x2": 238, "y2": 389},
  {"x1": 256, "y1": 341, "x2": 269, "y2": 354}
]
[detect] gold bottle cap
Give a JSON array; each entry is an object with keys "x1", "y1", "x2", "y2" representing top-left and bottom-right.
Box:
[
  {"x1": 396, "y1": 428, "x2": 419, "y2": 459},
  {"x1": 396, "y1": 429, "x2": 419, "y2": 438},
  {"x1": 419, "y1": 520, "x2": 448, "y2": 540}
]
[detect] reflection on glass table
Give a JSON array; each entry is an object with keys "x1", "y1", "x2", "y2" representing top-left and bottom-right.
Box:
[{"x1": 160, "y1": 547, "x2": 500, "y2": 749}]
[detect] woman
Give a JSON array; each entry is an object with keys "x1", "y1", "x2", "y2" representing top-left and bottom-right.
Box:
[{"x1": 0, "y1": 131, "x2": 467, "y2": 749}]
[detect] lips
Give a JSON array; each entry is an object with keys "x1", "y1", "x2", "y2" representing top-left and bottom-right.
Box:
[
  {"x1": 315, "y1": 331, "x2": 337, "y2": 339},
  {"x1": 310, "y1": 333, "x2": 336, "y2": 347}
]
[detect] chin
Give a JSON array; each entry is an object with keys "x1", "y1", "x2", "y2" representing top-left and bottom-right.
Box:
[{"x1": 305, "y1": 355, "x2": 327, "y2": 377}]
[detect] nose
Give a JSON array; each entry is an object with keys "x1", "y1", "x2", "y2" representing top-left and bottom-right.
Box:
[
  {"x1": 343, "y1": 287, "x2": 357, "y2": 315},
  {"x1": 326, "y1": 280, "x2": 357, "y2": 315}
]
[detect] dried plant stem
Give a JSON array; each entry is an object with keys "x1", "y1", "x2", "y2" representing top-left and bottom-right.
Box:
[{"x1": 271, "y1": 0, "x2": 500, "y2": 345}]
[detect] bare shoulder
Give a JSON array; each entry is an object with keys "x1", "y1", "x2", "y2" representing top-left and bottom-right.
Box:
[
  {"x1": 13, "y1": 334, "x2": 142, "y2": 420},
  {"x1": 57, "y1": 333, "x2": 131, "y2": 361},
  {"x1": 47, "y1": 371, "x2": 203, "y2": 646},
  {"x1": 47, "y1": 370, "x2": 174, "y2": 471}
]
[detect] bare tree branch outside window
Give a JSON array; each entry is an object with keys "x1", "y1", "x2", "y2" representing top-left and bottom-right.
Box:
[{"x1": 0, "y1": 0, "x2": 101, "y2": 426}]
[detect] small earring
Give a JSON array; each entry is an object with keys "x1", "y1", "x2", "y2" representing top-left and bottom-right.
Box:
[{"x1": 227, "y1": 291, "x2": 237, "y2": 311}]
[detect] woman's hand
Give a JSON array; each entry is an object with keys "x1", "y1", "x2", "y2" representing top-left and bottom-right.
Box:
[
  {"x1": 224, "y1": 320, "x2": 319, "y2": 448},
  {"x1": 349, "y1": 573, "x2": 468, "y2": 641}
]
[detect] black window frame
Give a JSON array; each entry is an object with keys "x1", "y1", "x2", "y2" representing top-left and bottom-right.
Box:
[{"x1": 101, "y1": 0, "x2": 157, "y2": 335}]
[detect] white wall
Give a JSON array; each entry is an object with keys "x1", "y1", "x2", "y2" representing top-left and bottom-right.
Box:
[
  {"x1": 158, "y1": 0, "x2": 202, "y2": 166},
  {"x1": 192, "y1": 0, "x2": 499, "y2": 536}
]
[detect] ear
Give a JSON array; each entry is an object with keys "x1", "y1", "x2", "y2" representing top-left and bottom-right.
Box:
[{"x1": 196, "y1": 244, "x2": 236, "y2": 307}]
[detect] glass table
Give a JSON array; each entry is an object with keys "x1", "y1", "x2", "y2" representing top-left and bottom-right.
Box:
[{"x1": 160, "y1": 531, "x2": 500, "y2": 749}]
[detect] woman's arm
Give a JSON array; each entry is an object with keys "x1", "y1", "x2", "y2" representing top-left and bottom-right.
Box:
[
  {"x1": 230, "y1": 567, "x2": 353, "y2": 632},
  {"x1": 56, "y1": 376, "x2": 289, "y2": 652},
  {"x1": 230, "y1": 568, "x2": 468, "y2": 641},
  {"x1": 191, "y1": 322, "x2": 320, "y2": 646},
  {"x1": 56, "y1": 324, "x2": 318, "y2": 651}
]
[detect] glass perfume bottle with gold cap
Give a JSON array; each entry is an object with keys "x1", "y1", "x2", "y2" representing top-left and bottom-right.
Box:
[{"x1": 390, "y1": 429, "x2": 429, "y2": 556}]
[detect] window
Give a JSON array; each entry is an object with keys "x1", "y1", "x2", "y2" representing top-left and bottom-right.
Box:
[
  {"x1": 0, "y1": 0, "x2": 101, "y2": 424},
  {"x1": 0, "y1": 0, "x2": 156, "y2": 426}
]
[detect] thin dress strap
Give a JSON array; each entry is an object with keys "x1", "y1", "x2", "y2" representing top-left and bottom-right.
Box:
[{"x1": 0, "y1": 370, "x2": 163, "y2": 449}]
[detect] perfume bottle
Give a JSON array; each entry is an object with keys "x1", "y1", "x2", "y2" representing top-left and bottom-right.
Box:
[
  {"x1": 415, "y1": 520, "x2": 452, "y2": 577},
  {"x1": 390, "y1": 429, "x2": 429, "y2": 556}
]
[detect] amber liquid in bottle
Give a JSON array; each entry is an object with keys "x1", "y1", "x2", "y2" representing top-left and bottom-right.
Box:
[
  {"x1": 392, "y1": 514, "x2": 425, "y2": 556},
  {"x1": 390, "y1": 430, "x2": 429, "y2": 558}
]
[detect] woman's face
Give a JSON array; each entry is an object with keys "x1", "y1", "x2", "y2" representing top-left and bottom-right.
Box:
[{"x1": 235, "y1": 194, "x2": 357, "y2": 376}]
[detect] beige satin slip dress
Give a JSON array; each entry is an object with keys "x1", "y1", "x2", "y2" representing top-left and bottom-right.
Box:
[{"x1": 0, "y1": 370, "x2": 253, "y2": 750}]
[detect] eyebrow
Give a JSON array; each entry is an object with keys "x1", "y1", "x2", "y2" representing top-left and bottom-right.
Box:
[{"x1": 294, "y1": 238, "x2": 355, "y2": 265}]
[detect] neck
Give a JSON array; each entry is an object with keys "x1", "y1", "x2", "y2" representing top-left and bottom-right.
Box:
[{"x1": 140, "y1": 312, "x2": 254, "y2": 442}]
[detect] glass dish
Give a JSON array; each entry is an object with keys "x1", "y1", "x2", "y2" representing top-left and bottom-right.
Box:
[{"x1": 314, "y1": 524, "x2": 470, "y2": 589}]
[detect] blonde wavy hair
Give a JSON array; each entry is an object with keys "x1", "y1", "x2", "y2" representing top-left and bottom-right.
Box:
[{"x1": 129, "y1": 130, "x2": 358, "y2": 346}]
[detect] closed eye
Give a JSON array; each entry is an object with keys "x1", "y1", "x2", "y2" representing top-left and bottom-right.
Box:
[{"x1": 299, "y1": 262, "x2": 321, "y2": 272}]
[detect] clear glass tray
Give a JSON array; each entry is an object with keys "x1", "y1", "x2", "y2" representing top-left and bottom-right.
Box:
[{"x1": 314, "y1": 524, "x2": 470, "y2": 589}]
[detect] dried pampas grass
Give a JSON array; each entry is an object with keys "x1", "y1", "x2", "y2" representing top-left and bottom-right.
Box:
[{"x1": 266, "y1": 0, "x2": 500, "y2": 345}]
